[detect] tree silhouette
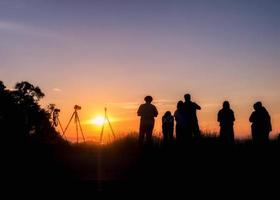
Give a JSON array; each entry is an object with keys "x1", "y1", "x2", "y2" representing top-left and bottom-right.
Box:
[{"x1": 0, "y1": 80, "x2": 63, "y2": 144}]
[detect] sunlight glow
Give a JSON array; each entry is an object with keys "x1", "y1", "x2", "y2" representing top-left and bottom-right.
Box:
[{"x1": 90, "y1": 116, "x2": 106, "y2": 126}]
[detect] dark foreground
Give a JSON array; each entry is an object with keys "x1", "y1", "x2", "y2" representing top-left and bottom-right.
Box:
[{"x1": 4, "y1": 136, "x2": 280, "y2": 195}]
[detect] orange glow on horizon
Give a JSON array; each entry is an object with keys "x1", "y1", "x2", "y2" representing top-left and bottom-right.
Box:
[
  {"x1": 41, "y1": 89, "x2": 280, "y2": 143},
  {"x1": 89, "y1": 116, "x2": 106, "y2": 126},
  {"x1": 50, "y1": 100, "x2": 280, "y2": 143}
]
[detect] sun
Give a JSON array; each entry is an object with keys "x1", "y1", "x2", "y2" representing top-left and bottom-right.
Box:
[{"x1": 90, "y1": 116, "x2": 106, "y2": 126}]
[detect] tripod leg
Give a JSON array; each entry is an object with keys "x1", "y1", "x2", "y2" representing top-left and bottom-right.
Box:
[
  {"x1": 107, "y1": 116, "x2": 116, "y2": 139},
  {"x1": 75, "y1": 113, "x2": 79, "y2": 143},
  {"x1": 58, "y1": 118, "x2": 68, "y2": 140},
  {"x1": 76, "y1": 113, "x2": 85, "y2": 142},
  {"x1": 58, "y1": 118, "x2": 64, "y2": 135},
  {"x1": 57, "y1": 118, "x2": 69, "y2": 144},
  {"x1": 63, "y1": 112, "x2": 75, "y2": 137}
]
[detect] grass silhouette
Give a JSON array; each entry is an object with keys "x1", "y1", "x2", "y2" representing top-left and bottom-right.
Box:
[{"x1": 5, "y1": 132, "x2": 280, "y2": 194}]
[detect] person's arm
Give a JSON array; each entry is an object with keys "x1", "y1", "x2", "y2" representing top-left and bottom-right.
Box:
[
  {"x1": 154, "y1": 106, "x2": 158, "y2": 117},
  {"x1": 137, "y1": 105, "x2": 142, "y2": 116},
  {"x1": 174, "y1": 111, "x2": 178, "y2": 121},
  {"x1": 194, "y1": 102, "x2": 201, "y2": 110},
  {"x1": 217, "y1": 111, "x2": 221, "y2": 122},
  {"x1": 266, "y1": 111, "x2": 272, "y2": 131},
  {"x1": 268, "y1": 115, "x2": 272, "y2": 132},
  {"x1": 232, "y1": 111, "x2": 235, "y2": 122},
  {"x1": 249, "y1": 113, "x2": 254, "y2": 122}
]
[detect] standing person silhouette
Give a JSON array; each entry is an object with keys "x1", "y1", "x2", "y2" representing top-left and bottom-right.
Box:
[
  {"x1": 162, "y1": 111, "x2": 174, "y2": 145},
  {"x1": 174, "y1": 101, "x2": 186, "y2": 143},
  {"x1": 183, "y1": 94, "x2": 201, "y2": 139},
  {"x1": 0, "y1": 81, "x2": 5, "y2": 134},
  {"x1": 217, "y1": 101, "x2": 235, "y2": 144},
  {"x1": 137, "y1": 96, "x2": 158, "y2": 145},
  {"x1": 249, "y1": 102, "x2": 272, "y2": 144},
  {"x1": 0, "y1": 81, "x2": 5, "y2": 92}
]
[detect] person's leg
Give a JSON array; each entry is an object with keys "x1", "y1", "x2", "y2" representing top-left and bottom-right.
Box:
[
  {"x1": 146, "y1": 123, "x2": 154, "y2": 145},
  {"x1": 168, "y1": 128, "x2": 174, "y2": 144},
  {"x1": 185, "y1": 125, "x2": 192, "y2": 143},
  {"x1": 261, "y1": 131, "x2": 269, "y2": 144},
  {"x1": 139, "y1": 123, "x2": 145, "y2": 146},
  {"x1": 265, "y1": 131, "x2": 270, "y2": 143},
  {"x1": 146, "y1": 131, "x2": 152, "y2": 145},
  {"x1": 251, "y1": 126, "x2": 257, "y2": 143},
  {"x1": 229, "y1": 126, "x2": 235, "y2": 144},
  {"x1": 220, "y1": 126, "x2": 225, "y2": 143},
  {"x1": 193, "y1": 123, "x2": 201, "y2": 139},
  {"x1": 176, "y1": 124, "x2": 181, "y2": 143},
  {"x1": 221, "y1": 126, "x2": 231, "y2": 143},
  {"x1": 162, "y1": 130, "x2": 167, "y2": 145}
]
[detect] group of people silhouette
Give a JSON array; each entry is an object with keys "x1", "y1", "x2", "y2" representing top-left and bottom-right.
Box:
[{"x1": 137, "y1": 94, "x2": 272, "y2": 145}]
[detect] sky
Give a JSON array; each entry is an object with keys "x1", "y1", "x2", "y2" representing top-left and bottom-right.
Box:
[{"x1": 0, "y1": 0, "x2": 279, "y2": 142}]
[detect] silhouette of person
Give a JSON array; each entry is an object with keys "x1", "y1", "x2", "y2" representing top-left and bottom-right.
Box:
[
  {"x1": 183, "y1": 94, "x2": 201, "y2": 139},
  {"x1": 249, "y1": 102, "x2": 272, "y2": 144},
  {"x1": 162, "y1": 111, "x2": 174, "y2": 144},
  {"x1": 137, "y1": 96, "x2": 158, "y2": 145},
  {"x1": 0, "y1": 81, "x2": 8, "y2": 135},
  {"x1": 0, "y1": 81, "x2": 5, "y2": 92},
  {"x1": 174, "y1": 101, "x2": 186, "y2": 143},
  {"x1": 217, "y1": 101, "x2": 235, "y2": 144}
]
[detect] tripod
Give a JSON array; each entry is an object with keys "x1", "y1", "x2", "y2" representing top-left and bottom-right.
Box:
[
  {"x1": 100, "y1": 107, "x2": 115, "y2": 143},
  {"x1": 63, "y1": 105, "x2": 85, "y2": 143}
]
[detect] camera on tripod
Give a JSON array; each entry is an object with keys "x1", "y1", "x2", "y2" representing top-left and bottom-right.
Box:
[
  {"x1": 52, "y1": 108, "x2": 61, "y2": 127},
  {"x1": 54, "y1": 108, "x2": 60, "y2": 113},
  {"x1": 63, "y1": 104, "x2": 85, "y2": 143},
  {"x1": 74, "y1": 105, "x2": 81, "y2": 110}
]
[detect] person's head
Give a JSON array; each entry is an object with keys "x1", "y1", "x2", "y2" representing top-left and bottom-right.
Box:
[
  {"x1": 177, "y1": 100, "x2": 184, "y2": 110},
  {"x1": 184, "y1": 94, "x2": 191, "y2": 102},
  {"x1": 164, "y1": 111, "x2": 172, "y2": 117},
  {"x1": 254, "y1": 101, "x2": 262, "y2": 111},
  {"x1": 144, "y1": 95, "x2": 153, "y2": 104},
  {"x1": 223, "y1": 101, "x2": 230, "y2": 109}
]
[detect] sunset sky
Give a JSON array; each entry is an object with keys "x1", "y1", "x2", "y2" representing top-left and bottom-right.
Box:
[{"x1": 1, "y1": 0, "x2": 279, "y2": 141}]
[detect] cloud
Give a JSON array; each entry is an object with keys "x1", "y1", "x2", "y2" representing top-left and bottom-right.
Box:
[
  {"x1": 0, "y1": 21, "x2": 59, "y2": 38},
  {"x1": 154, "y1": 99, "x2": 177, "y2": 106},
  {"x1": 52, "y1": 88, "x2": 62, "y2": 92},
  {"x1": 108, "y1": 99, "x2": 177, "y2": 110},
  {"x1": 109, "y1": 102, "x2": 139, "y2": 110}
]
